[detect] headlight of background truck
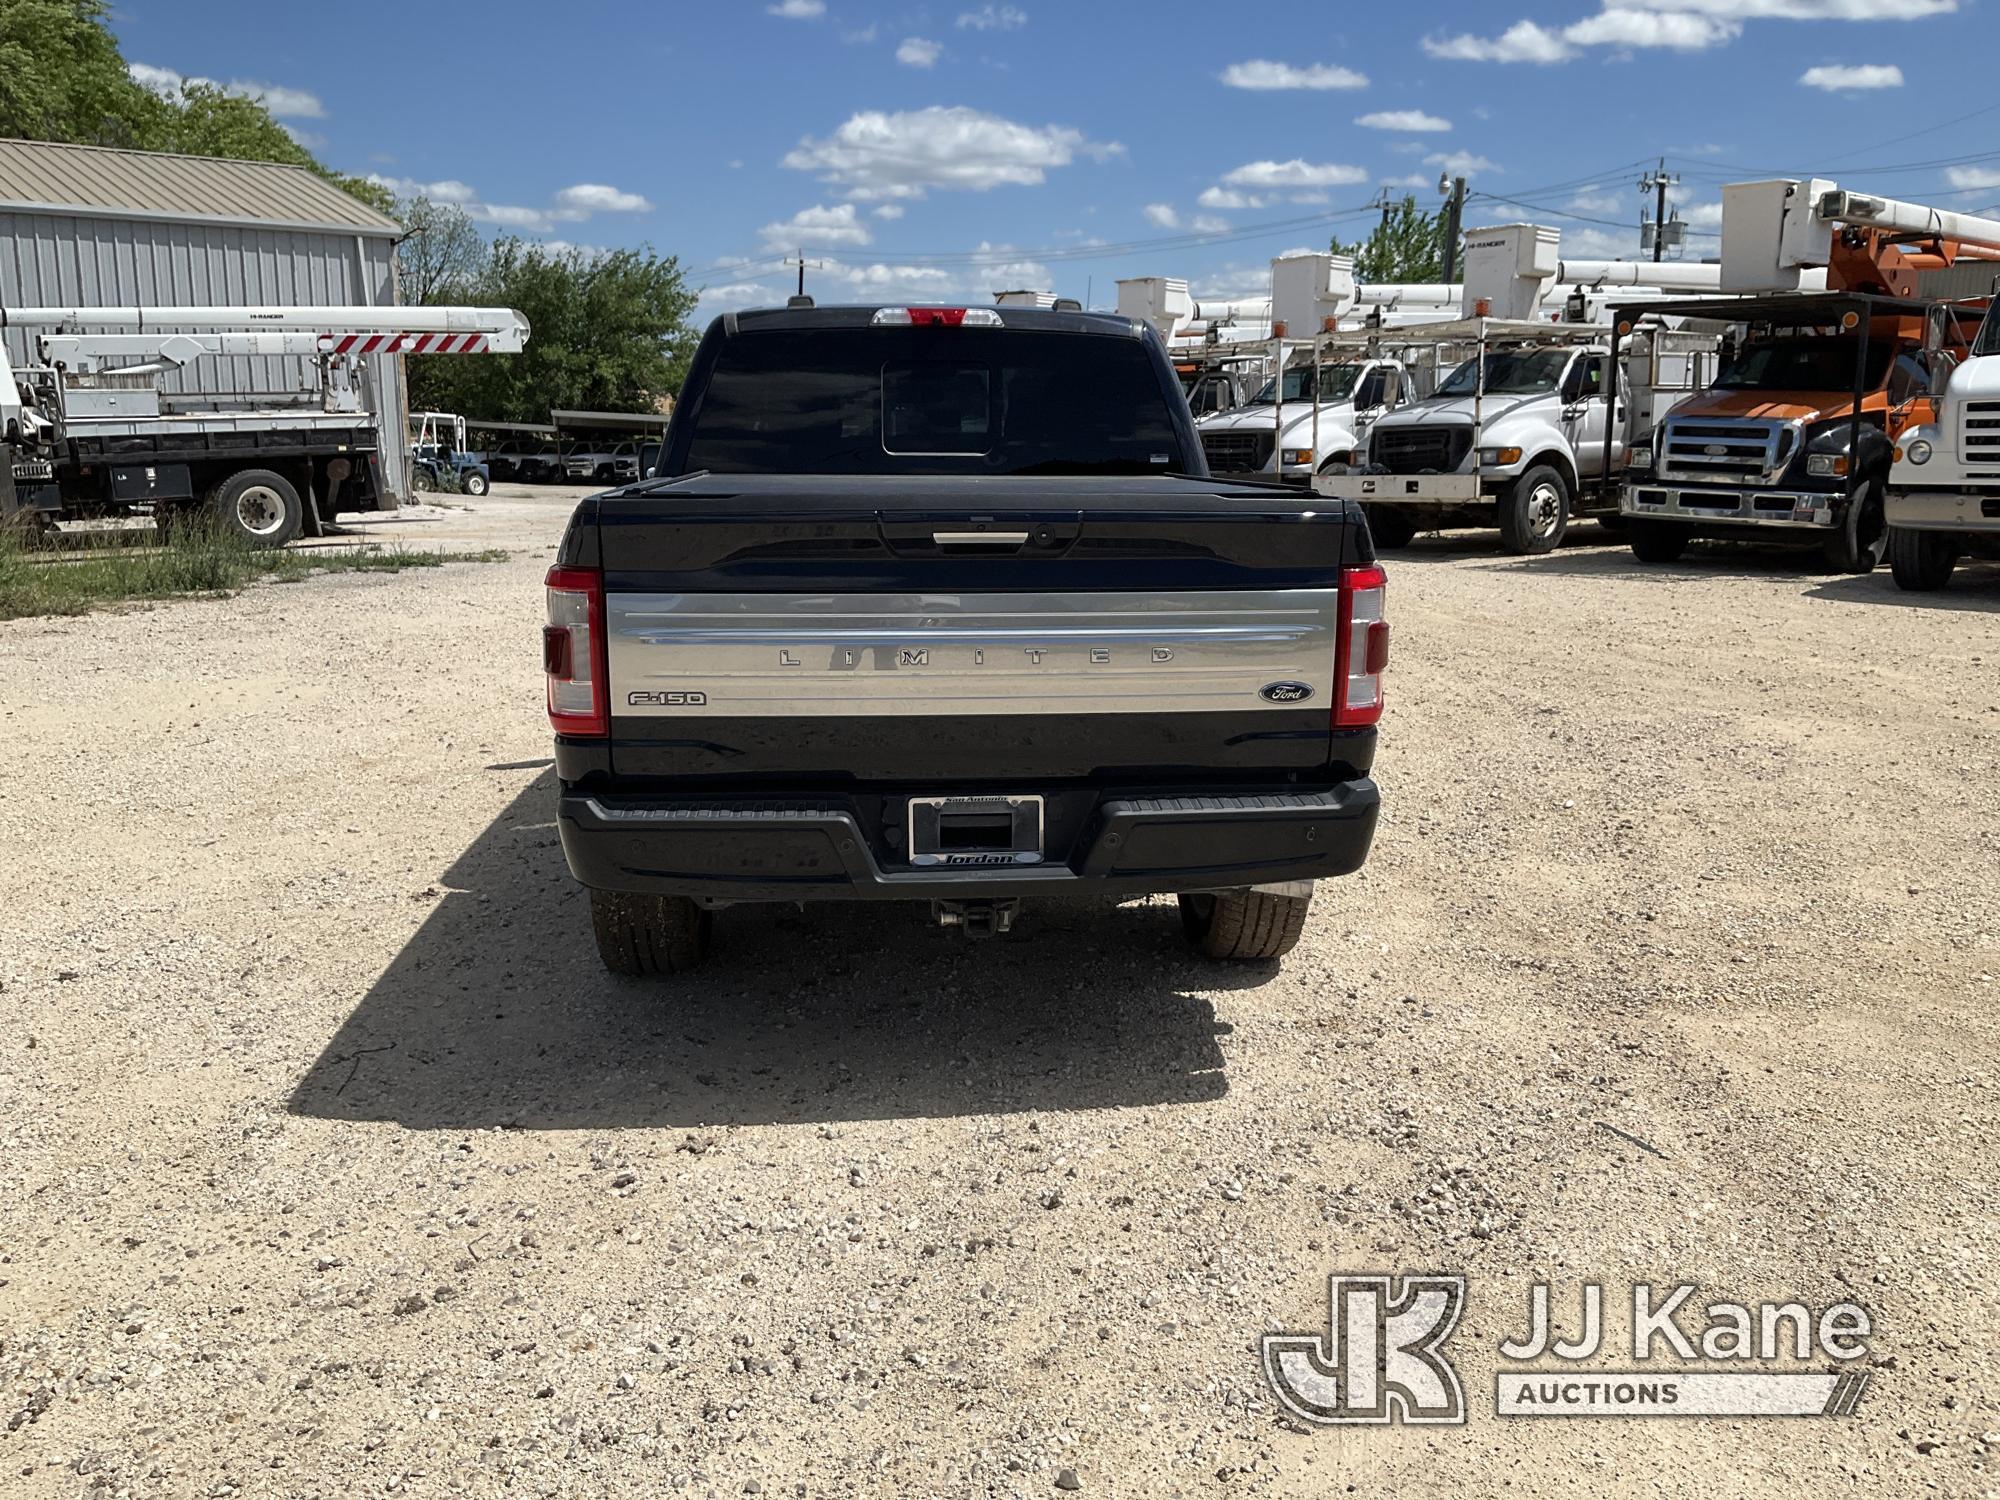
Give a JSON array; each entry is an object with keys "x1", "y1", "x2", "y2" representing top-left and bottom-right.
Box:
[
  {"x1": 1903, "y1": 438, "x2": 1933, "y2": 465},
  {"x1": 1477, "y1": 447, "x2": 1522, "y2": 467},
  {"x1": 1281, "y1": 447, "x2": 1314, "y2": 467}
]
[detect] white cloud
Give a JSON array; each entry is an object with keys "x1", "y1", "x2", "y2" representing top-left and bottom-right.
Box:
[
  {"x1": 1946, "y1": 166, "x2": 2000, "y2": 190},
  {"x1": 873, "y1": 203, "x2": 906, "y2": 219},
  {"x1": 1199, "y1": 186, "x2": 1265, "y2": 210},
  {"x1": 897, "y1": 36, "x2": 942, "y2": 67},
  {"x1": 1428, "y1": 0, "x2": 1950, "y2": 65},
  {"x1": 697, "y1": 280, "x2": 771, "y2": 316},
  {"x1": 241, "y1": 82, "x2": 326, "y2": 119},
  {"x1": 1221, "y1": 159, "x2": 1369, "y2": 189},
  {"x1": 1219, "y1": 60, "x2": 1368, "y2": 90},
  {"x1": 128, "y1": 62, "x2": 326, "y2": 119},
  {"x1": 1384, "y1": 173, "x2": 1434, "y2": 188},
  {"x1": 1567, "y1": 188, "x2": 1627, "y2": 215},
  {"x1": 1424, "y1": 21, "x2": 1575, "y2": 62},
  {"x1": 1191, "y1": 214, "x2": 1232, "y2": 234},
  {"x1": 783, "y1": 106, "x2": 1119, "y2": 200},
  {"x1": 957, "y1": 4, "x2": 1028, "y2": 28},
  {"x1": 1355, "y1": 109, "x2": 1451, "y2": 132},
  {"x1": 1564, "y1": 9, "x2": 1740, "y2": 47},
  {"x1": 759, "y1": 202, "x2": 874, "y2": 250},
  {"x1": 1143, "y1": 202, "x2": 1180, "y2": 228},
  {"x1": 844, "y1": 23, "x2": 879, "y2": 43},
  {"x1": 553, "y1": 183, "x2": 652, "y2": 215},
  {"x1": 366, "y1": 174, "x2": 652, "y2": 233},
  {"x1": 1426, "y1": 151, "x2": 1500, "y2": 177},
  {"x1": 1799, "y1": 62, "x2": 1904, "y2": 89},
  {"x1": 767, "y1": 0, "x2": 825, "y2": 17}
]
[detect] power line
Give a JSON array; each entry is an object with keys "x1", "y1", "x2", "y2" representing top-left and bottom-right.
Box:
[
  {"x1": 1466, "y1": 190, "x2": 1718, "y2": 238},
  {"x1": 686, "y1": 153, "x2": 1722, "y2": 291}
]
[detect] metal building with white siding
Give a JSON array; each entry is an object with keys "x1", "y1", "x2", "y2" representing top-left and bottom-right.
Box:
[{"x1": 0, "y1": 137, "x2": 410, "y2": 496}]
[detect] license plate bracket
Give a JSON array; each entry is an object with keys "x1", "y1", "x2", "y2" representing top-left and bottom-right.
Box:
[{"x1": 907, "y1": 795, "x2": 1044, "y2": 867}]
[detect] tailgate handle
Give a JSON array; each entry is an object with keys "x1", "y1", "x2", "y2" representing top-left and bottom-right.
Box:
[{"x1": 932, "y1": 530, "x2": 1030, "y2": 545}]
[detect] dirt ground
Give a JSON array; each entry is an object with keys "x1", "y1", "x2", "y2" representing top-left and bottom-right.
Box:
[{"x1": 2, "y1": 485, "x2": 1995, "y2": 1499}]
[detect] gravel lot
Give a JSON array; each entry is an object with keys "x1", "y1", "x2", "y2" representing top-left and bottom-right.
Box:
[{"x1": 2, "y1": 485, "x2": 1995, "y2": 1498}]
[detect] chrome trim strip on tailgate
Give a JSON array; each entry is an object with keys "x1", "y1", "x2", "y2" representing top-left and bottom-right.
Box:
[{"x1": 606, "y1": 589, "x2": 1341, "y2": 718}]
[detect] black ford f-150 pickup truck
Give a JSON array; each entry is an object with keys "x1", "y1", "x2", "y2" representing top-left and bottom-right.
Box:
[{"x1": 545, "y1": 303, "x2": 1387, "y2": 973}]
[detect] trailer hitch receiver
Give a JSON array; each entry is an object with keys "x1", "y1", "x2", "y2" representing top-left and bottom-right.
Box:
[{"x1": 932, "y1": 899, "x2": 1020, "y2": 937}]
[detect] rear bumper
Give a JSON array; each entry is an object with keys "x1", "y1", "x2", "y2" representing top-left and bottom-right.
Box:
[
  {"x1": 1622, "y1": 483, "x2": 1837, "y2": 529},
  {"x1": 558, "y1": 782, "x2": 1379, "y2": 902}
]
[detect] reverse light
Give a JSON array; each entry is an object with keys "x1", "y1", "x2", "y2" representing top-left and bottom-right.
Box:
[
  {"x1": 545, "y1": 564, "x2": 607, "y2": 737},
  {"x1": 1334, "y1": 564, "x2": 1389, "y2": 728},
  {"x1": 870, "y1": 306, "x2": 1003, "y2": 328}
]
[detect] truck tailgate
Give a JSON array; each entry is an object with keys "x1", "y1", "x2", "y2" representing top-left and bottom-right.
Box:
[{"x1": 589, "y1": 477, "x2": 1372, "y2": 785}]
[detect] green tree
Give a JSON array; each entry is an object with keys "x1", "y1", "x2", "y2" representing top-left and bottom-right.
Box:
[
  {"x1": 0, "y1": 0, "x2": 167, "y2": 146},
  {"x1": 407, "y1": 240, "x2": 697, "y2": 421},
  {"x1": 395, "y1": 195, "x2": 488, "y2": 305},
  {"x1": 0, "y1": 0, "x2": 392, "y2": 214},
  {"x1": 1335, "y1": 195, "x2": 1446, "y2": 284}
]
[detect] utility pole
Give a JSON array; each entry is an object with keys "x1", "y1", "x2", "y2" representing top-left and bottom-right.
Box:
[
  {"x1": 1438, "y1": 175, "x2": 1467, "y2": 284},
  {"x1": 1639, "y1": 159, "x2": 1680, "y2": 263},
  {"x1": 783, "y1": 250, "x2": 825, "y2": 302},
  {"x1": 1367, "y1": 187, "x2": 1394, "y2": 237}
]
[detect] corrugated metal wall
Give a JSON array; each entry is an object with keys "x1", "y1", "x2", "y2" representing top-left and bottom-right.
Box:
[{"x1": 0, "y1": 212, "x2": 407, "y2": 497}]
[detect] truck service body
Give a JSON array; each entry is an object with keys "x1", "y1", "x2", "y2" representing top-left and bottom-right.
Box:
[
  {"x1": 1313, "y1": 318, "x2": 1713, "y2": 554},
  {"x1": 0, "y1": 304, "x2": 528, "y2": 544},
  {"x1": 546, "y1": 304, "x2": 1387, "y2": 972}
]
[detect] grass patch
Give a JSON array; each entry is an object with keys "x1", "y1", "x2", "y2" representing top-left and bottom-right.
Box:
[{"x1": 0, "y1": 525, "x2": 508, "y2": 621}]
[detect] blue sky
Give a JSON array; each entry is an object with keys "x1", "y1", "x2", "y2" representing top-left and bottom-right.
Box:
[{"x1": 112, "y1": 0, "x2": 1998, "y2": 313}]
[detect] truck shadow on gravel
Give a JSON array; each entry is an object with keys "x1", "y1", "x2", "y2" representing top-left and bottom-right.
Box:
[
  {"x1": 287, "y1": 773, "x2": 1250, "y2": 1131},
  {"x1": 1454, "y1": 543, "x2": 2000, "y2": 604}
]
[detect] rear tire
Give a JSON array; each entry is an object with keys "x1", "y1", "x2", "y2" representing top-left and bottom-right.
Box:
[
  {"x1": 1823, "y1": 479, "x2": 1889, "y2": 574},
  {"x1": 590, "y1": 889, "x2": 712, "y2": 976},
  {"x1": 210, "y1": 468, "x2": 302, "y2": 548},
  {"x1": 1627, "y1": 518, "x2": 1688, "y2": 564},
  {"x1": 1363, "y1": 505, "x2": 1419, "y2": 550},
  {"x1": 461, "y1": 471, "x2": 489, "y2": 497},
  {"x1": 1178, "y1": 887, "x2": 1312, "y2": 961},
  {"x1": 1887, "y1": 526, "x2": 1959, "y2": 591},
  {"x1": 1499, "y1": 464, "x2": 1570, "y2": 554}
]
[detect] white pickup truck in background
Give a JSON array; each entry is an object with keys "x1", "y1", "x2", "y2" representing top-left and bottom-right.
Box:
[{"x1": 1195, "y1": 356, "x2": 1411, "y2": 486}]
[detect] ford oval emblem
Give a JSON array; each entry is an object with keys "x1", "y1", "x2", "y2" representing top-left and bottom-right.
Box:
[{"x1": 1259, "y1": 681, "x2": 1314, "y2": 704}]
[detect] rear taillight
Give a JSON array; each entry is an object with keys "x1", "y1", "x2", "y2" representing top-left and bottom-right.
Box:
[
  {"x1": 1334, "y1": 563, "x2": 1388, "y2": 727},
  {"x1": 545, "y1": 564, "x2": 607, "y2": 737}
]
